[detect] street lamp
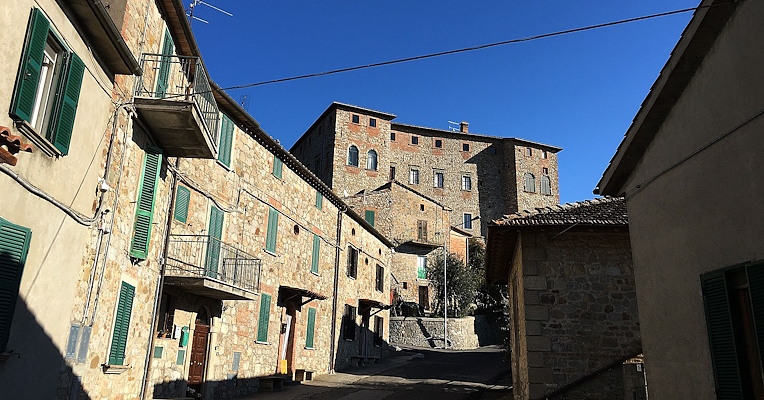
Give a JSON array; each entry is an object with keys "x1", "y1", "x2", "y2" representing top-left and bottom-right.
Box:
[{"x1": 443, "y1": 215, "x2": 479, "y2": 349}]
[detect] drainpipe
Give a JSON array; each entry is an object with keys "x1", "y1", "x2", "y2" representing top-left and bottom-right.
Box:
[
  {"x1": 140, "y1": 157, "x2": 180, "y2": 400},
  {"x1": 328, "y1": 206, "x2": 346, "y2": 373}
]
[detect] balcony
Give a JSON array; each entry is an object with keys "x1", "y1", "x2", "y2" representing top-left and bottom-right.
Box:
[
  {"x1": 165, "y1": 235, "x2": 260, "y2": 300},
  {"x1": 394, "y1": 231, "x2": 445, "y2": 248},
  {"x1": 133, "y1": 54, "x2": 219, "y2": 158}
]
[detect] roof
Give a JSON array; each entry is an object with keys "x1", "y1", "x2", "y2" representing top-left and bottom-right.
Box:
[
  {"x1": 343, "y1": 180, "x2": 451, "y2": 211},
  {"x1": 290, "y1": 102, "x2": 397, "y2": 152},
  {"x1": 595, "y1": 0, "x2": 740, "y2": 196},
  {"x1": 493, "y1": 197, "x2": 628, "y2": 227},
  {"x1": 392, "y1": 122, "x2": 563, "y2": 152}
]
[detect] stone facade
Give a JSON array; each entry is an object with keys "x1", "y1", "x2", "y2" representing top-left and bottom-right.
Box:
[{"x1": 389, "y1": 315, "x2": 502, "y2": 349}]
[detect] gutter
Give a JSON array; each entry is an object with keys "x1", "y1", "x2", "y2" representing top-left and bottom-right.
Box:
[{"x1": 87, "y1": 0, "x2": 143, "y2": 75}]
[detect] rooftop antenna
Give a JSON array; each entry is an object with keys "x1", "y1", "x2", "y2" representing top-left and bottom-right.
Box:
[
  {"x1": 239, "y1": 94, "x2": 250, "y2": 111},
  {"x1": 447, "y1": 121, "x2": 460, "y2": 132},
  {"x1": 187, "y1": 0, "x2": 233, "y2": 26}
]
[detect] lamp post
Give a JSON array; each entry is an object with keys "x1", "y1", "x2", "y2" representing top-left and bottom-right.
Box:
[{"x1": 443, "y1": 215, "x2": 478, "y2": 349}]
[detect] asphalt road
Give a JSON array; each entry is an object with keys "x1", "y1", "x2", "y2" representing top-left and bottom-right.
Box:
[{"x1": 242, "y1": 345, "x2": 512, "y2": 400}]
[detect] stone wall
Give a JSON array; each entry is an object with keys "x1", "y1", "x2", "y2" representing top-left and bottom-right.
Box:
[
  {"x1": 509, "y1": 142, "x2": 560, "y2": 213},
  {"x1": 388, "y1": 315, "x2": 501, "y2": 350}
]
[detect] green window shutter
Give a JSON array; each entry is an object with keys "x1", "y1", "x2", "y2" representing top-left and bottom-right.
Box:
[
  {"x1": 50, "y1": 52, "x2": 84, "y2": 155},
  {"x1": 305, "y1": 307, "x2": 316, "y2": 348},
  {"x1": 701, "y1": 271, "x2": 743, "y2": 399},
  {"x1": 217, "y1": 114, "x2": 233, "y2": 167},
  {"x1": 130, "y1": 145, "x2": 163, "y2": 259},
  {"x1": 272, "y1": 156, "x2": 283, "y2": 179},
  {"x1": 311, "y1": 234, "x2": 320, "y2": 274},
  {"x1": 257, "y1": 294, "x2": 271, "y2": 342},
  {"x1": 156, "y1": 28, "x2": 174, "y2": 98},
  {"x1": 205, "y1": 206, "x2": 224, "y2": 278},
  {"x1": 0, "y1": 218, "x2": 32, "y2": 353},
  {"x1": 315, "y1": 191, "x2": 323, "y2": 210},
  {"x1": 746, "y1": 263, "x2": 764, "y2": 377},
  {"x1": 174, "y1": 186, "x2": 190, "y2": 223},
  {"x1": 265, "y1": 207, "x2": 278, "y2": 253},
  {"x1": 109, "y1": 281, "x2": 135, "y2": 365},
  {"x1": 12, "y1": 8, "x2": 49, "y2": 123},
  {"x1": 365, "y1": 210, "x2": 375, "y2": 227}
]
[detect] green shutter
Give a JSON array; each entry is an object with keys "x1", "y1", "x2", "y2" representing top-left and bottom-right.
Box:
[
  {"x1": 746, "y1": 263, "x2": 764, "y2": 377},
  {"x1": 174, "y1": 186, "x2": 190, "y2": 223},
  {"x1": 0, "y1": 218, "x2": 32, "y2": 353},
  {"x1": 12, "y1": 8, "x2": 49, "y2": 123},
  {"x1": 311, "y1": 234, "x2": 320, "y2": 274},
  {"x1": 49, "y1": 52, "x2": 84, "y2": 155},
  {"x1": 266, "y1": 207, "x2": 278, "y2": 253},
  {"x1": 305, "y1": 307, "x2": 316, "y2": 348},
  {"x1": 701, "y1": 271, "x2": 744, "y2": 399},
  {"x1": 257, "y1": 294, "x2": 271, "y2": 342},
  {"x1": 205, "y1": 206, "x2": 224, "y2": 278},
  {"x1": 217, "y1": 114, "x2": 234, "y2": 167},
  {"x1": 315, "y1": 191, "x2": 323, "y2": 210},
  {"x1": 130, "y1": 145, "x2": 162, "y2": 259},
  {"x1": 109, "y1": 281, "x2": 135, "y2": 365},
  {"x1": 272, "y1": 156, "x2": 283, "y2": 179},
  {"x1": 156, "y1": 29, "x2": 174, "y2": 98},
  {"x1": 365, "y1": 210, "x2": 375, "y2": 227}
]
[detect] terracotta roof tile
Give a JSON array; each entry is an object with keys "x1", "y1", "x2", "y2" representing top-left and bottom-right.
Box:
[
  {"x1": 0, "y1": 125, "x2": 33, "y2": 166},
  {"x1": 492, "y1": 197, "x2": 627, "y2": 227}
]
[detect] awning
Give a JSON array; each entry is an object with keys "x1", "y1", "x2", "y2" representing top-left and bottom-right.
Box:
[
  {"x1": 359, "y1": 298, "x2": 391, "y2": 310},
  {"x1": 278, "y1": 285, "x2": 328, "y2": 307}
]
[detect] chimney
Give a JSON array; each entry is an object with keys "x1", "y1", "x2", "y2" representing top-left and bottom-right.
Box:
[{"x1": 460, "y1": 121, "x2": 469, "y2": 133}]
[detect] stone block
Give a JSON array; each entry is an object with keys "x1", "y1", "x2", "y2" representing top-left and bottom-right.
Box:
[
  {"x1": 528, "y1": 367, "x2": 554, "y2": 383},
  {"x1": 524, "y1": 261, "x2": 539, "y2": 276},
  {"x1": 529, "y1": 383, "x2": 546, "y2": 399},
  {"x1": 527, "y1": 351, "x2": 544, "y2": 367},
  {"x1": 522, "y1": 246, "x2": 546, "y2": 261},
  {"x1": 525, "y1": 305, "x2": 549, "y2": 321},
  {"x1": 526, "y1": 335, "x2": 551, "y2": 351},
  {"x1": 524, "y1": 290, "x2": 540, "y2": 305},
  {"x1": 524, "y1": 276, "x2": 547, "y2": 290},
  {"x1": 526, "y1": 320, "x2": 542, "y2": 336}
]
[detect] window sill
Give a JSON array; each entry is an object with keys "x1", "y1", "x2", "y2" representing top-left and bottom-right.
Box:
[
  {"x1": 264, "y1": 250, "x2": 278, "y2": 257},
  {"x1": 310, "y1": 271, "x2": 320, "y2": 277},
  {"x1": 304, "y1": 346, "x2": 315, "y2": 350},
  {"x1": 102, "y1": 364, "x2": 130, "y2": 374},
  {"x1": 255, "y1": 341, "x2": 270, "y2": 346},
  {"x1": 215, "y1": 159, "x2": 233, "y2": 172},
  {"x1": 15, "y1": 120, "x2": 62, "y2": 158},
  {"x1": 346, "y1": 275, "x2": 357, "y2": 280}
]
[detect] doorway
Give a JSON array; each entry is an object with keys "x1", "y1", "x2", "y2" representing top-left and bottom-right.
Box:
[
  {"x1": 278, "y1": 303, "x2": 297, "y2": 375},
  {"x1": 188, "y1": 308, "x2": 210, "y2": 392},
  {"x1": 359, "y1": 308, "x2": 370, "y2": 358}
]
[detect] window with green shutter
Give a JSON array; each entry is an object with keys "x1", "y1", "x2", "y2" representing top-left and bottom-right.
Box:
[
  {"x1": 205, "y1": 206, "x2": 224, "y2": 279},
  {"x1": 217, "y1": 114, "x2": 234, "y2": 167},
  {"x1": 11, "y1": 8, "x2": 85, "y2": 156},
  {"x1": 272, "y1": 156, "x2": 283, "y2": 179},
  {"x1": 265, "y1": 207, "x2": 278, "y2": 253},
  {"x1": 174, "y1": 186, "x2": 190, "y2": 223},
  {"x1": 305, "y1": 307, "x2": 316, "y2": 349},
  {"x1": 315, "y1": 191, "x2": 323, "y2": 210},
  {"x1": 311, "y1": 234, "x2": 320, "y2": 274},
  {"x1": 109, "y1": 281, "x2": 135, "y2": 365},
  {"x1": 155, "y1": 28, "x2": 174, "y2": 98},
  {"x1": 365, "y1": 210, "x2": 375, "y2": 227},
  {"x1": 130, "y1": 145, "x2": 162, "y2": 259},
  {"x1": 257, "y1": 294, "x2": 271, "y2": 343},
  {"x1": 0, "y1": 217, "x2": 32, "y2": 353}
]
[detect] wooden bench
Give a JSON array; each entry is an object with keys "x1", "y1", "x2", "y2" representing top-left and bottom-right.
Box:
[
  {"x1": 294, "y1": 369, "x2": 313, "y2": 381},
  {"x1": 258, "y1": 375, "x2": 286, "y2": 391}
]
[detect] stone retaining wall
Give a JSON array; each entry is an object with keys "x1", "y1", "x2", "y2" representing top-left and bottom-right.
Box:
[{"x1": 389, "y1": 315, "x2": 502, "y2": 349}]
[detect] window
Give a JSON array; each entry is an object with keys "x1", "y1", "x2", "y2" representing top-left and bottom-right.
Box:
[
  {"x1": 369, "y1": 118, "x2": 377, "y2": 128},
  {"x1": 375, "y1": 265, "x2": 384, "y2": 292},
  {"x1": 11, "y1": 9, "x2": 85, "y2": 156},
  {"x1": 109, "y1": 281, "x2": 135, "y2": 365},
  {"x1": 702, "y1": 263, "x2": 764, "y2": 398},
  {"x1": 434, "y1": 139, "x2": 443, "y2": 148},
  {"x1": 410, "y1": 168, "x2": 419, "y2": 185},
  {"x1": 205, "y1": 206, "x2": 224, "y2": 277},
  {"x1": 411, "y1": 136, "x2": 419, "y2": 145},
  {"x1": 130, "y1": 145, "x2": 162, "y2": 259},
  {"x1": 343, "y1": 305, "x2": 357, "y2": 340},
  {"x1": 541, "y1": 175, "x2": 552, "y2": 195},
  {"x1": 463, "y1": 213, "x2": 473, "y2": 230},
  {"x1": 524, "y1": 173, "x2": 536, "y2": 193},
  {"x1": 417, "y1": 256, "x2": 427, "y2": 279},
  {"x1": 420, "y1": 204, "x2": 425, "y2": 212},
  {"x1": 347, "y1": 246, "x2": 358, "y2": 278},
  {"x1": 266, "y1": 207, "x2": 278, "y2": 253},
  {"x1": 390, "y1": 132, "x2": 396, "y2": 141},
  {"x1": 156, "y1": 28, "x2": 174, "y2": 98},
  {"x1": 461, "y1": 175, "x2": 472, "y2": 191},
  {"x1": 305, "y1": 307, "x2": 317, "y2": 349},
  {"x1": 365, "y1": 210, "x2": 375, "y2": 227},
  {"x1": 366, "y1": 149, "x2": 377, "y2": 170},
  {"x1": 351, "y1": 114, "x2": 360, "y2": 124},
  {"x1": 315, "y1": 191, "x2": 323, "y2": 209},
  {"x1": 417, "y1": 220, "x2": 428, "y2": 242},
  {"x1": 311, "y1": 234, "x2": 320, "y2": 274},
  {"x1": 542, "y1": 150, "x2": 548, "y2": 159},
  {"x1": 389, "y1": 166, "x2": 396, "y2": 181},
  {"x1": 543, "y1": 167, "x2": 548, "y2": 174},
  {"x1": 374, "y1": 316, "x2": 383, "y2": 347},
  {"x1": 526, "y1": 147, "x2": 533, "y2": 156},
  {"x1": 489, "y1": 146, "x2": 497, "y2": 154},
  {"x1": 462, "y1": 143, "x2": 470, "y2": 152},
  {"x1": 0, "y1": 217, "x2": 32, "y2": 353},
  {"x1": 156, "y1": 293, "x2": 174, "y2": 337},
  {"x1": 272, "y1": 155, "x2": 283, "y2": 179},
  {"x1": 433, "y1": 170, "x2": 444, "y2": 188},
  {"x1": 419, "y1": 286, "x2": 429, "y2": 310},
  {"x1": 174, "y1": 186, "x2": 191, "y2": 223},
  {"x1": 218, "y1": 114, "x2": 234, "y2": 167},
  {"x1": 402, "y1": 282, "x2": 408, "y2": 290},
  {"x1": 257, "y1": 294, "x2": 271, "y2": 343},
  {"x1": 347, "y1": 145, "x2": 359, "y2": 167}
]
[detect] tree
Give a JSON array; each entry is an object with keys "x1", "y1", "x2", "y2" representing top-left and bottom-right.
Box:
[{"x1": 427, "y1": 250, "x2": 480, "y2": 318}]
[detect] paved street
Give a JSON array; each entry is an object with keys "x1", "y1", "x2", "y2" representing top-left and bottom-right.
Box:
[{"x1": 240, "y1": 345, "x2": 512, "y2": 400}]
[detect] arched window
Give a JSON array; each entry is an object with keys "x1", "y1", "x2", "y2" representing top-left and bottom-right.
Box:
[
  {"x1": 348, "y1": 145, "x2": 359, "y2": 167},
  {"x1": 366, "y1": 149, "x2": 378, "y2": 170},
  {"x1": 541, "y1": 175, "x2": 551, "y2": 195},
  {"x1": 524, "y1": 173, "x2": 536, "y2": 193}
]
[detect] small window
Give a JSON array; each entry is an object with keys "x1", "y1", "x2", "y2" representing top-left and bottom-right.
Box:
[
  {"x1": 305, "y1": 307, "x2": 316, "y2": 349},
  {"x1": 541, "y1": 175, "x2": 552, "y2": 195},
  {"x1": 524, "y1": 173, "x2": 536, "y2": 193},
  {"x1": 389, "y1": 166, "x2": 396, "y2": 181},
  {"x1": 433, "y1": 170, "x2": 444, "y2": 188},
  {"x1": 417, "y1": 256, "x2": 427, "y2": 279},
  {"x1": 526, "y1": 147, "x2": 533, "y2": 157},
  {"x1": 542, "y1": 167, "x2": 549, "y2": 174},
  {"x1": 218, "y1": 114, "x2": 234, "y2": 167},
  {"x1": 434, "y1": 139, "x2": 443, "y2": 148},
  {"x1": 420, "y1": 204, "x2": 424, "y2": 212},
  {"x1": 375, "y1": 265, "x2": 384, "y2": 292},
  {"x1": 347, "y1": 246, "x2": 359, "y2": 278},
  {"x1": 369, "y1": 118, "x2": 377, "y2": 128},
  {"x1": 109, "y1": 281, "x2": 136, "y2": 365},
  {"x1": 411, "y1": 136, "x2": 419, "y2": 145},
  {"x1": 462, "y1": 143, "x2": 470, "y2": 152},
  {"x1": 410, "y1": 168, "x2": 420, "y2": 185},
  {"x1": 461, "y1": 175, "x2": 472, "y2": 191},
  {"x1": 417, "y1": 220, "x2": 428, "y2": 242},
  {"x1": 542, "y1": 150, "x2": 548, "y2": 159},
  {"x1": 365, "y1": 210, "x2": 375, "y2": 227},
  {"x1": 272, "y1": 155, "x2": 283, "y2": 179},
  {"x1": 344, "y1": 305, "x2": 357, "y2": 340},
  {"x1": 352, "y1": 114, "x2": 360, "y2": 124},
  {"x1": 489, "y1": 146, "x2": 497, "y2": 154},
  {"x1": 366, "y1": 149, "x2": 378, "y2": 171},
  {"x1": 463, "y1": 213, "x2": 473, "y2": 230},
  {"x1": 316, "y1": 191, "x2": 323, "y2": 209},
  {"x1": 347, "y1": 145, "x2": 359, "y2": 167},
  {"x1": 266, "y1": 207, "x2": 279, "y2": 253},
  {"x1": 257, "y1": 294, "x2": 271, "y2": 342},
  {"x1": 174, "y1": 186, "x2": 191, "y2": 223},
  {"x1": 311, "y1": 234, "x2": 320, "y2": 273},
  {"x1": 402, "y1": 282, "x2": 408, "y2": 290},
  {"x1": 419, "y1": 286, "x2": 429, "y2": 310},
  {"x1": 391, "y1": 132, "x2": 396, "y2": 141}
]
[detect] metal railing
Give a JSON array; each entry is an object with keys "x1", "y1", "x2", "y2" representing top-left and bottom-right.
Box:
[
  {"x1": 134, "y1": 53, "x2": 219, "y2": 148},
  {"x1": 166, "y1": 234, "x2": 260, "y2": 293},
  {"x1": 395, "y1": 231, "x2": 445, "y2": 247}
]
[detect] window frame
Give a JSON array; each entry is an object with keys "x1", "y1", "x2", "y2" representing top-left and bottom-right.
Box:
[
  {"x1": 272, "y1": 155, "x2": 283, "y2": 179},
  {"x1": 375, "y1": 265, "x2": 384, "y2": 292},
  {"x1": 526, "y1": 147, "x2": 533, "y2": 157},
  {"x1": 0, "y1": 217, "x2": 32, "y2": 353},
  {"x1": 265, "y1": 207, "x2": 279, "y2": 254},
  {"x1": 365, "y1": 210, "x2": 375, "y2": 227},
  {"x1": 463, "y1": 213, "x2": 473, "y2": 230},
  {"x1": 433, "y1": 170, "x2": 444, "y2": 188},
  {"x1": 411, "y1": 136, "x2": 419, "y2": 145},
  {"x1": 217, "y1": 114, "x2": 234, "y2": 168},
  {"x1": 108, "y1": 281, "x2": 136, "y2": 366},
  {"x1": 390, "y1": 132, "x2": 396, "y2": 141},
  {"x1": 256, "y1": 294, "x2": 272, "y2": 343},
  {"x1": 305, "y1": 307, "x2": 317, "y2": 349},
  {"x1": 130, "y1": 144, "x2": 163, "y2": 260},
  {"x1": 369, "y1": 117, "x2": 377, "y2": 128},
  {"x1": 409, "y1": 167, "x2": 420, "y2": 185},
  {"x1": 347, "y1": 246, "x2": 359, "y2": 278},
  {"x1": 417, "y1": 220, "x2": 428, "y2": 242},
  {"x1": 462, "y1": 143, "x2": 470, "y2": 152},
  {"x1": 351, "y1": 114, "x2": 360, "y2": 124},
  {"x1": 417, "y1": 256, "x2": 427, "y2": 279},
  {"x1": 311, "y1": 234, "x2": 320, "y2": 274},
  {"x1": 434, "y1": 139, "x2": 443, "y2": 148},
  {"x1": 347, "y1": 145, "x2": 359, "y2": 167},
  {"x1": 461, "y1": 174, "x2": 472, "y2": 191},
  {"x1": 315, "y1": 191, "x2": 323, "y2": 210},
  {"x1": 366, "y1": 149, "x2": 378, "y2": 171},
  {"x1": 540, "y1": 175, "x2": 552, "y2": 195},
  {"x1": 524, "y1": 173, "x2": 536, "y2": 193},
  {"x1": 343, "y1": 305, "x2": 357, "y2": 341}
]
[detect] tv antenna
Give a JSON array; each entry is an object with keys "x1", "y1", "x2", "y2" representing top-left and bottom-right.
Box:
[
  {"x1": 187, "y1": 0, "x2": 233, "y2": 26},
  {"x1": 447, "y1": 121, "x2": 460, "y2": 132},
  {"x1": 239, "y1": 94, "x2": 250, "y2": 111}
]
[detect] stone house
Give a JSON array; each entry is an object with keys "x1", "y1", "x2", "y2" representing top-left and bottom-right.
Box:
[
  {"x1": 486, "y1": 198, "x2": 643, "y2": 400},
  {"x1": 595, "y1": 1, "x2": 764, "y2": 399}
]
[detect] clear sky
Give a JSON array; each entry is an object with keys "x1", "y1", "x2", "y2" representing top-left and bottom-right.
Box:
[{"x1": 191, "y1": 1, "x2": 698, "y2": 204}]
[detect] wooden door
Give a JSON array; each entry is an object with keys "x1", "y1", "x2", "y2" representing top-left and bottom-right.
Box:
[
  {"x1": 359, "y1": 311, "x2": 370, "y2": 357},
  {"x1": 188, "y1": 323, "x2": 209, "y2": 385}
]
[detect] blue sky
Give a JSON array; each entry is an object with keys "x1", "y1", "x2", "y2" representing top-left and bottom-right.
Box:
[{"x1": 192, "y1": 1, "x2": 697, "y2": 204}]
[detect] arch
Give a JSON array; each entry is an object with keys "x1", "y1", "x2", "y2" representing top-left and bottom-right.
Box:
[
  {"x1": 348, "y1": 145, "x2": 359, "y2": 167},
  {"x1": 524, "y1": 173, "x2": 536, "y2": 193},
  {"x1": 366, "y1": 149, "x2": 378, "y2": 170},
  {"x1": 541, "y1": 175, "x2": 551, "y2": 195}
]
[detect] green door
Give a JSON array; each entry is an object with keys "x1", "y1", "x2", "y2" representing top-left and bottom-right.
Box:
[
  {"x1": 205, "y1": 206, "x2": 223, "y2": 278},
  {"x1": 156, "y1": 29, "x2": 174, "y2": 98}
]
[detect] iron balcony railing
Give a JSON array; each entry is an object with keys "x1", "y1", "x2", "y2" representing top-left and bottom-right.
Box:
[
  {"x1": 166, "y1": 234, "x2": 261, "y2": 293},
  {"x1": 134, "y1": 53, "x2": 219, "y2": 149},
  {"x1": 395, "y1": 231, "x2": 445, "y2": 247}
]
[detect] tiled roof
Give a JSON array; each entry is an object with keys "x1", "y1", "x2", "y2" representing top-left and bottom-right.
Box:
[
  {"x1": 0, "y1": 125, "x2": 33, "y2": 166},
  {"x1": 493, "y1": 197, "x2": 627, "y2": 227}
]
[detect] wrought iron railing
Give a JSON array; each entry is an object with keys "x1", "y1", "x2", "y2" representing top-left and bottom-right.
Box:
[
  {"x1": 166, "y1": 234, "x2": 260, "y2": 293},
  {"x1": 134, "y1": 53, "x2": 219, "y2": 149},
  {"x1": 395, "y1": 231, "x2": 445, "y2": 247}
]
